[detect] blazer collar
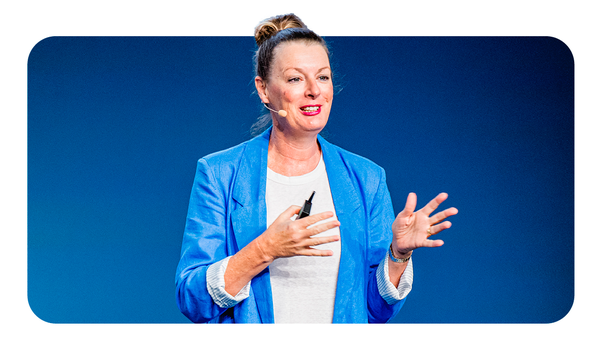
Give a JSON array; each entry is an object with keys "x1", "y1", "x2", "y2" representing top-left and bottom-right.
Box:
[{"x1": 318, "y1": 134, "x2": 362, "y2": 214}]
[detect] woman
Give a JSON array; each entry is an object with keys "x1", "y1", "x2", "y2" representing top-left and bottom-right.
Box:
[{"x1": 175, "y1": 14, "x2": 457, "y2": 323}]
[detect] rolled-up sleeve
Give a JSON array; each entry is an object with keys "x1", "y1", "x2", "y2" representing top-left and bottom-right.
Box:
[
  {"x1": 376, "y1": 256, "x2": 413, "y2": 305},
  {"x1": 206, "y1": 256, "x2": 251, "y2": 308}
]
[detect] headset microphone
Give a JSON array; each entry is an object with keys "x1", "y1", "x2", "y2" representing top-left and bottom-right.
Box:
[{"x1": 263, "y1": 103, "x2": 288, "y2": 118}]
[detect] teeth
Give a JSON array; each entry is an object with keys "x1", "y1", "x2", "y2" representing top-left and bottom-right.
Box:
[{"x1": 301, "y1": 106, "x2": 319, "y2": 112}]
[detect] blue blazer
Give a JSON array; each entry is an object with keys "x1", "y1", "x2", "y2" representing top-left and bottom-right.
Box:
[{"x1": 175, "y1": 127, "x2": 406, "y2": 323}]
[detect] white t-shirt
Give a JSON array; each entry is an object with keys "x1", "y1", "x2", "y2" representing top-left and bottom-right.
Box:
[{"x1": 266, "y1": 155, "x2": 340, "y2": 323}]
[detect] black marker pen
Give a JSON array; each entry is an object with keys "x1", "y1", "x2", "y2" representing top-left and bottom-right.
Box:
[{"x1": 297, "y1": 191, "x2": 315, "y2": 220}]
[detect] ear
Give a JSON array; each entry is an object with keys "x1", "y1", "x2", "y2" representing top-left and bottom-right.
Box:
[{"x1": 255, "y1": 76, "x2": 269, "y2": 104}]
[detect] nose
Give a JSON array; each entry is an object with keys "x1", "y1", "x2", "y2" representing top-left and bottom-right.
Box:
[{"x1": 305, "y1": 78, "x2": 321, "y2": 99}]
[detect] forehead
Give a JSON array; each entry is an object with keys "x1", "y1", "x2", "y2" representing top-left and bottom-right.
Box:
[{"x1": 271, "y1": 41, "x2": 330, "y2": 72}]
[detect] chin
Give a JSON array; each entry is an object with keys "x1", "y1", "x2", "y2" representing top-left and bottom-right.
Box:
[{"x1": 302, "y1": 119, "x2": 328, "y2": 134}]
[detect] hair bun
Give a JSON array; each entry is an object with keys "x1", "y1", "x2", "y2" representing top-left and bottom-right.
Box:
[{"x1": 254, "y1": 13, "x2": 307, "y2": 46}]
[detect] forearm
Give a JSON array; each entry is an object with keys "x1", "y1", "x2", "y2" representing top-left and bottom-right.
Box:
[{"x1": 224, "y1": 235, "x2": 273, "y2": 296}]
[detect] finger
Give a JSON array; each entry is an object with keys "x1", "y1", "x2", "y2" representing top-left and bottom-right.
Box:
[
  {"x1": 429, "y1": 207, "x2": 458, "y2": 225},
  {"x1": 429, "y1": 221, "x2": 452, "y2": 236},
  {"x1": 306, "y1": 220, "x2": 340, "y2": 237},
  {"x1": 297, "y1": 247, "x2": 335, "y2": 257},
  {"x1": 421, "y1": 239, "x2": 445, "y2": 248},
  {"x1": 278, "y1": 205, "x2": 301, "y2": 220},
  {"x1": 398, "y1": 192, "x2": 417, "y2": 218},
  {"x1": 298, "y1": 211, "x2": 335, "y2": 228},
  {"x1": 420, "y1": 192, "x2": 448, "y2": 217},
  {"x1": 306, "y1": 234, "x2": 341, "y2": 247}
]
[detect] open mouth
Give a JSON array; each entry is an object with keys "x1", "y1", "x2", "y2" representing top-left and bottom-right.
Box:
[{"x1": 300, "y1": 105, "x2": 321, "y2": 115}]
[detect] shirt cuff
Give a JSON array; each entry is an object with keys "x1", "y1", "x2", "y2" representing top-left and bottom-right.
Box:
[
  {"x1": 206, "y1": 256, "x2": 251, "y2": 308},
  {"x1": 376, "y1": 253, "x2": 414, "y2": 305}
]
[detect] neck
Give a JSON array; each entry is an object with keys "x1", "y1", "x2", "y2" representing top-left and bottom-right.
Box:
[{"x1": 267, "y1": 127, "x2": 321, "y2": 176}]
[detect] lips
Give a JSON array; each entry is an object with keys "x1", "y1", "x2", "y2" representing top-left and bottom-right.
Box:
[{"x1": 300, "y1": 105, "x2": 321, "y2": 116}]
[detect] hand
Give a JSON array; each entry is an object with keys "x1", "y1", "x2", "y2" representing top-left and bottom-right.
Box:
[
  {"x1": 391, "y1": 192, "x2": 458, "y2": 256},
  {"x1": 257, "y1": 205, "x2": 340, "y2": 262}
]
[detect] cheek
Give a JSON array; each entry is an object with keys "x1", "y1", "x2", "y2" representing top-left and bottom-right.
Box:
[
  {"x1": 282, "y1": 90, "x2": 300, "y2": 105},
  {"x1": 323, "y1": 85, "x2": 334, "y2": 102}
]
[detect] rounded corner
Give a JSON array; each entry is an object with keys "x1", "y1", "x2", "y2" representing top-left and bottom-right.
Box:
[
  {"x1": 544, "y1": 36, "x2": 575, "y2": 66},
  {"x1": 27, "y1": 292, "x2": 56, "y2": 324},
  {"x1": 27, "y1": 36, "x2": 58, "y2": 67},
  {"x1": 547, "y1": 294, "x2": 575, "y2": 324}
]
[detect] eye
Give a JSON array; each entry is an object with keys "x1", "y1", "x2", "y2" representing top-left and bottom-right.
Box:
[
  {"x1": 318, "y1": 75, "x2": 330, "y2": 81},
  {"x1": 288, "y1": 77, "x2": 301, "y2": 83}
]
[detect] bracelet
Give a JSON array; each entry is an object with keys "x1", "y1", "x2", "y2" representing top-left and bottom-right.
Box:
[{"x1": 388, "y1": 244, "x2": 411, "y2": 263}]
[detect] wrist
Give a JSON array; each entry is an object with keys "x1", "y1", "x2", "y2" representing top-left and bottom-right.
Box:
[
  {"x1": 391, "y1": 242, "x2": 412, "y2": 258},
  {"x1": 253, "y1": 236, "x2": 275, "y2": 264},
  {"x1": 389, "y1": 244, "x2": 412, "y2": 263}
]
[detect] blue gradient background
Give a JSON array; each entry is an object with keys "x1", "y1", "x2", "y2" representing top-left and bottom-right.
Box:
[{"x1": 28, "y1": 37, "x2": 573, "y2": 323}]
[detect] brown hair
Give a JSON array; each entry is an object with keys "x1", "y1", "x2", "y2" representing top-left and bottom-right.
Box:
[{"x1": 253, "y1": 13, "x2": 329, "y2": 81}]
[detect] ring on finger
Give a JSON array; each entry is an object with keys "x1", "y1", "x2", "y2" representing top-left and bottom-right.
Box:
[{"x1": 427, "y1": 227, "x2": 432, "y2": 237}]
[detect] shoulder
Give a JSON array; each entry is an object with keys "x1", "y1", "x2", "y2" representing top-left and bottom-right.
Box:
[
  {"x1": 193, "y1": 135, "x2": 261, "y2": 185},
  {"x1": 200, "y1": 129, "x2": 270, "y2": 167},
  {"x1": 201, "y1": 140, "x2": 249, "y2": 166}
]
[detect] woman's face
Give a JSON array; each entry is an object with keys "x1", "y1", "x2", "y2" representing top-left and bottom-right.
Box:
[{"x1": 256, "y1": 41, "x2": 333, "y2": 136}]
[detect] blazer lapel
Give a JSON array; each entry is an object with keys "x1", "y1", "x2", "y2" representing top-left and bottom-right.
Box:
[
  {"x1": 230, "y1": 127, "x2": 274, "y2": 323},
  {"x1": 319, "y1": 136, "x2": 363, "y2": 322}
]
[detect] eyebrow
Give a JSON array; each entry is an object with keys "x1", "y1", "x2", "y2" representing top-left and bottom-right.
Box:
[{"x1": 285, "y1": 66, "x2": 331, "y2": 73}]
